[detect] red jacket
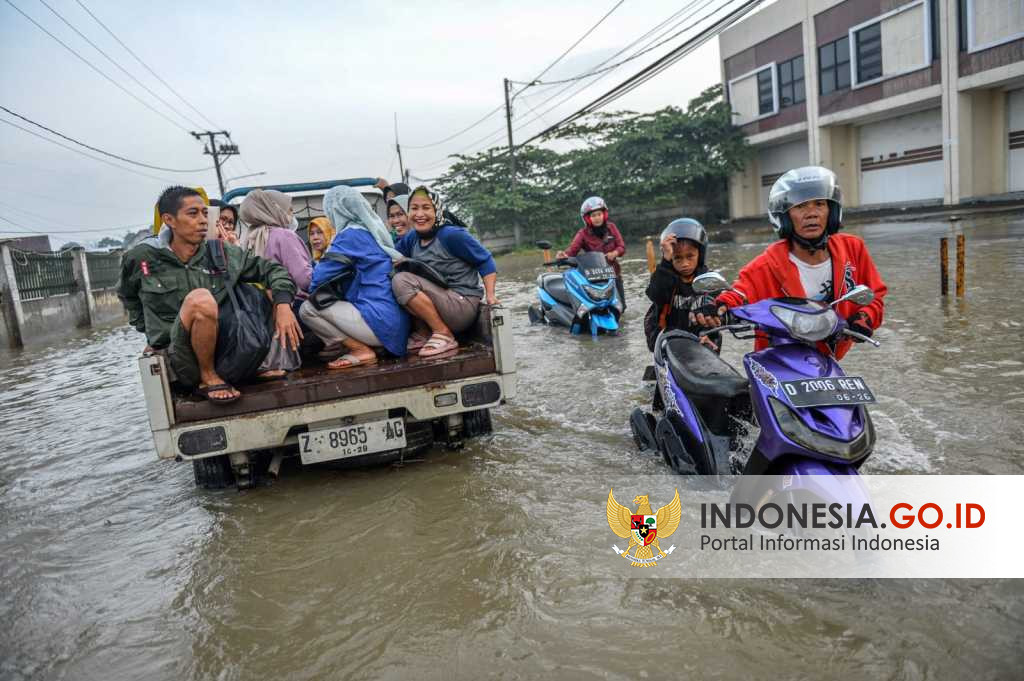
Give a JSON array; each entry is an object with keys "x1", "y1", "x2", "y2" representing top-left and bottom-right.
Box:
[
  {"x1": 716, "y1": 233, "x2": 887, "y2": 359},
  {"x1": 564, "y1": 222, "x2": 626, "y2": 277}
]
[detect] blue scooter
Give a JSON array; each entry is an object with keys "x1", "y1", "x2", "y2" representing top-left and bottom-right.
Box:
[
  {"x1": 630, "y1": 272, "x2": 880, "y2": 504},
  {"x1": 528, "y1": 240, "x2": 621, "y2": 336}
]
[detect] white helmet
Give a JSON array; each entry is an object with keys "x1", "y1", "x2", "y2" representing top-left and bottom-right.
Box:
[{"x1": 580, "y1": 196, "x2": 608, "y2": 225}]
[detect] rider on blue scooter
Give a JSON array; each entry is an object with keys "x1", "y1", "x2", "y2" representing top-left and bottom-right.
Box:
[{"x1": 696, "y1": 166, "x2": 887, "y2": 359}]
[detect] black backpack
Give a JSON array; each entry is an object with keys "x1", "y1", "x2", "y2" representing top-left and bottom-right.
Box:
[{"x1": 206, "y1": 240, "x2": 274, "y2": 385}]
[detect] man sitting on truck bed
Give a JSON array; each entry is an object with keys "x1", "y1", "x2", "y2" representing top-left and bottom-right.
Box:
[{"x1": 118, "y1": 186, "x2": 301, "y2": 403}]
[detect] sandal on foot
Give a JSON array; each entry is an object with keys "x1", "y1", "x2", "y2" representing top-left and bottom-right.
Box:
[
  {"x1": 196, "y1": 383, "x2": 240, "y2": 404},
  {"x1": 418, "y1": 333, "x2": 458, "y2": 358},
  {"x1": 327, "y1": 353, "x2": 378, "y2": 370},
  {"x1": 406, "y1": 332, "x2": 430, "y2": 352},
  {"x1": 317, "y1": 342, "x2": 345, "y2": 361}
]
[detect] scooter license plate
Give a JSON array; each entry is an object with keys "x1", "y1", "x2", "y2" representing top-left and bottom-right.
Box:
[
  {"x1": 298, "y1": 418, "x2": 406, "y2": 464},
  {"x1": 582, "y1": 265, "x2": 615, "y2": 280},
  {"x1": 780, "y1": 377, "x2": 875, "y2": 407}
]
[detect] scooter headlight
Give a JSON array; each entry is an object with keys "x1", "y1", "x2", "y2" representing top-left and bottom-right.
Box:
[
  {"x1": 583, "y1": 283, "x2": 613, "y2": 301},
  {"x1": 770, "y1": 305, "x2": 837, "y2": 342},
  {"x1": 768, "y1": 397, "x2": 874, "y2": 461}
]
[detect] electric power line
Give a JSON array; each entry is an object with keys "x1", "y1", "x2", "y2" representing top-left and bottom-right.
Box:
[
  {"x1": 0, "y1": 116, "x2": 188, "y2": 184},
  {"x1": 35, "y1": 0, "x2": 205, "y2": 131},
  {"x1": 413, "y1": 0, "x2": 712, "y2": 170},
  {"x1": 2, "y1": 0, "x2": 192, "y2": 133},
  {"x1": 518, "y1": 0, "x2": 763, "y2": 147},
  {"x1": 0, "y1": 199, "x2": 146, "y2": 233},
  {"x1": 404, "y1": 0, "x2": 626, "y2": 151},
  {"x1": 73, "y1": 0, "x2": 222, "y2": 131},
  {"x1": 512, "y1": 0, "x2": 628, "y2": 95},
  {"x1": 0, "y1": 105, "x2": 213, "y2": 172},
  {"x1": 0, "y1": 212, "x2": 145, "y2": 235}
]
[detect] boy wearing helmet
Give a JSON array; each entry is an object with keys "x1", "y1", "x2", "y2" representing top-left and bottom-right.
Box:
[
  {"x1": 697, "y1": 166, "x2": 886, "y2": 360},
  {"x1": 643, "y1": 218, "x2": 720, "y2": 352},
  {"x1": 556, "y1": 196, "x2": 627, "y2": 308}
]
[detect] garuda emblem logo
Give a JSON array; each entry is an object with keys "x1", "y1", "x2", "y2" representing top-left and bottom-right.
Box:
[{"x1": 606, "y1": 488, "x2": 682, "y2": 567}]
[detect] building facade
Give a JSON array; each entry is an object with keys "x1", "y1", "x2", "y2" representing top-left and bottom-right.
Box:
[{"x1": 720, "y1": 0, "x2": 1024, "y2": 218}]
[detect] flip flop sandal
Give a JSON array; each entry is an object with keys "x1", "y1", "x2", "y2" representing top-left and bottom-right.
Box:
[
  {"x1": 327, "y1": 353, "x2": 378, "y2": 370},
  {"x1": 406, "y1": 332, "x2": 431, "y2": 352},
  {"x1": 418, "y1": 333, "x2": 458, "y2": 358},
  {"x1": 196, "y1": 383, "x2": 240, "y2": 404}
]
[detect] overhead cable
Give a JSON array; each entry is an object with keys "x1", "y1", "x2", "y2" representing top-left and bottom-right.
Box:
[
  {"x1": 35, "y1": 0, "x2": 205, "y2": 130},
  {"x1": 0, "y1": 105, "x2": 214, "y2": 172},
  {"x1": 73, "y1": 0, "x2": 222, "y2": 130},
  {"x1": 2, "y1": 0, "x2": 192, "y2": 133},
  {"x1": 404, "y1": 0, "x2": 626, "y2": 151}
]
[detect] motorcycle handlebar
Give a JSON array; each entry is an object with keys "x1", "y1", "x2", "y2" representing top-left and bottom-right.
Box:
[
  {"x1": 699, "y1": 323, "x2": 752, "y2": 337},
  {"x1": 841, "y1": 328, "x2": 881, "y2": 347}
]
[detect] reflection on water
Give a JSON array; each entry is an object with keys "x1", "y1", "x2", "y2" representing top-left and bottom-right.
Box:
[{"x1": 1, "y1": 217, "x2": 1023, "y2": 680}]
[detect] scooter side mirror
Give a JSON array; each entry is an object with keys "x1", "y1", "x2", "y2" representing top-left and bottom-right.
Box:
[
  {"x1": 831, "y1": 284, "x2": 875, "y2": 307},
  {"x1": 692, "y1": 272, "x2": 730, "y2": 294},
  {"x1": 535, "y1": 240, "x2": 553, "y2": 250}
]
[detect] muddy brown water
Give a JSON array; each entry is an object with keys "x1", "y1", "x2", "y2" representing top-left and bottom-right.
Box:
[{"x1": 1, "y1": 217, "x2": 1023, "y2": 680}]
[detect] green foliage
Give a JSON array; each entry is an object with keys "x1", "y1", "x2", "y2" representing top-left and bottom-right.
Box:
[
  {"x1": 434, "y1": 85, "x2": 751, "y2": 242},
  {"x1": 96, "y1": 237, "x2": 123, "y2": 249}
]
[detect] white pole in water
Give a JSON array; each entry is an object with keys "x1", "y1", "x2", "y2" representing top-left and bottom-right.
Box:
[
  {"x1": 0, "y1": 242, "x2": 25, "y2": 347},
  {"x1": 70, "y1": 247, "x2": 96, "y2": 328}
]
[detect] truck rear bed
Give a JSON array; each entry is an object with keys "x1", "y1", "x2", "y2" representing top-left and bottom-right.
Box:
[{"x1": 173, "y1": 342, "x2": 497, "y2": 424}]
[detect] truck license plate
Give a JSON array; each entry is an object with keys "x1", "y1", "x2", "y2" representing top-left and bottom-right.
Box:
[{"x1": 299, "y1": 417, "x2": 406, "y2": 464}]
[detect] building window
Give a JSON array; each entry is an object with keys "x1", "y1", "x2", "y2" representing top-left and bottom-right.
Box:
[
  {"x1": 757, "y1": 69, "x2": 774, "y2": 115},
  {"x1": 819, "y1": 37, "x2": 851, "y2": 94},
  {"x1": 777, "y1": 56, "x2": 805, "y2": 108},
  {"x1": 855, "y1": 23, "x2": 883, "y2": 83}
]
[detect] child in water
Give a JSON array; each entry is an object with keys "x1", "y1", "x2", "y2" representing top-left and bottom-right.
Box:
[{"x1": 643, "y1": 218, "x2": 720, "y2": 352}]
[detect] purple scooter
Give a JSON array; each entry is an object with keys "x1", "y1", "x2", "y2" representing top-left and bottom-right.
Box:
[{"x1": 630, "y1": 272, "x2": 880, "y2": 501}]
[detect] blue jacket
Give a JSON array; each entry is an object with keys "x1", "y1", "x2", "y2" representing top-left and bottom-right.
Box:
[
  {"x1": 395, "y1": 226, "x2": 496, "y2": 276},
  {"x1": 311, "y1": 228, "x2": 410, "y2": 356}
]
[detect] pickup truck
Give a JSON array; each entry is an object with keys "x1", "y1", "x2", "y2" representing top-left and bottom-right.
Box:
[{"x1": 137, "y1": 178, "x2": 516, "y2": 489}]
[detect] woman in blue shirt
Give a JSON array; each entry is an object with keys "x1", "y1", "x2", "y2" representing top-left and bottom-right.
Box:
[
  {"x1": 392, "y1": 186, "x2": 498, "y2": 357},
  {"x1": 300, "y1": 185, "x2": 410, "y2": 369}
]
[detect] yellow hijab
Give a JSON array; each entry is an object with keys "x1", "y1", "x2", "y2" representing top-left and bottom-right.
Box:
[{"x1": 308, "y1": 216, "x2": 336, "y2": 262}]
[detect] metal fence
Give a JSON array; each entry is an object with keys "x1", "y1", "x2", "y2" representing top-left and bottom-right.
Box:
[
  {"x1": 86, "y1": 252, "x2": 121, "y2": 290},
  {"x1": 11, "y1": 250, "x2": 77, "y2": 300}
]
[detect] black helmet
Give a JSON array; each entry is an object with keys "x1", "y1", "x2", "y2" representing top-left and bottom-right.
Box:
[
  {"x1": 659, "y1": 218, "x2": 707, "y2": 267},
  {"x1": 768, "y1": 166, "x2": 843, "y2": 250}
]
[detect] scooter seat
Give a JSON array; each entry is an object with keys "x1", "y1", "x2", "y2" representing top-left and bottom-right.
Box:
[
  {"x1": 538, "y1": 272, "x2": 574, "y2": 306},
  {"x1": 664, "y1": 337, "x2": 748, "y2": 399}
]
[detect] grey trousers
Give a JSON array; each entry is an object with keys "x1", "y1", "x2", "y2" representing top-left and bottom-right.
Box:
[
  {"x1": 391, "y1": 271, "x2": 480, "y2": 333},
  {"x1": 299, "y1": 300, "x2": 382, "y2": 347}
]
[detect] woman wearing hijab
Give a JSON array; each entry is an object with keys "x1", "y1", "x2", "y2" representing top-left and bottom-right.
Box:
[
  {"x1": 386, "y1": 194, "x2": 410, "y2": 239},
  {"x1": 308, "y1": 216, "x2": 336, "y2": 263},
  {"x1": 239, "y1": 189, "x2": 313, "y2": 295},
  {"x1": 392, "y1": 185, "x2": 498, "y2": 358},
  {"x1": 300, "y1": 185, "x2": 410, "y2": 369}
]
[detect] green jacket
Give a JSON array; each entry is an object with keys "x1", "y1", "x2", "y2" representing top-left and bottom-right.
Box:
[{"x1": 118, "y1": 231, "x2": 296, "y2": 349}]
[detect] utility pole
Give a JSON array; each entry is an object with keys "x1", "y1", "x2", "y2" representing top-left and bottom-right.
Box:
[
  {"x1": 394, "y1": 113, "x2": 406, "y2": 182},
  {"x1": 503, "y1": 78, "x2": 521, "y2": 247},
  {"x1": 191, "y1": 130, "x2": 239, "y2": 198}
]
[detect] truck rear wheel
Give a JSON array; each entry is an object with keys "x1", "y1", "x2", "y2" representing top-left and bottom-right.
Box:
[
  {"x1": 464, "y1": 409, "x2": 493, "y2": 438},
  {"x1": 193, "y1": 454, "x2": 234, "y2": 489}
]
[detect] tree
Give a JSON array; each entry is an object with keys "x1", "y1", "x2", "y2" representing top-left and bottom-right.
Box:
[
  {"x1": 435, "y1": 85, "x2": 752, "y2": 242},
  {"x1": 96, "y1": 237, "x2": 122, "y2": 249}
]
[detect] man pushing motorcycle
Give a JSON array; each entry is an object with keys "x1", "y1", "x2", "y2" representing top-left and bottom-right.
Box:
[{"x1": 695, "y1": 165, "x2": 887, "y2": 359}]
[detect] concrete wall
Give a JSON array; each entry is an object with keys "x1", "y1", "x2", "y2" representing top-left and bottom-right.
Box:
[
  {"x1": 0, "y1": 288, "x2": 124, "y2": 344},
  {"x1": 820, "y1": 124, "x2": 862, "y2": 205},
  {"x1": 858, "y1": 107, "x2": 945, "y2": 203}
]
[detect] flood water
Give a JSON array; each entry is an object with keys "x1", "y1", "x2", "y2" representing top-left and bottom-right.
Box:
[{"x1": 2, "y1": 216, "x2": 1023, "y2": 680}]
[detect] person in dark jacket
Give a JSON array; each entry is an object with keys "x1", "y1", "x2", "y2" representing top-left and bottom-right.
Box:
[
  {"x1": 557, "y1": 196, "x2": 627, "y2": 308},
  {"x1": 643, "y1": 218, "x2": 719, "y2": 352},
  {"x1": 118, "y1": 186, "x2": 300, "y2": 403}
]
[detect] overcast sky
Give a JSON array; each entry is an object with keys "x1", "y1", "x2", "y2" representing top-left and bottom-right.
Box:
[{"x1": 0, "y1": 0, "x2": 734, "y2": 246}]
